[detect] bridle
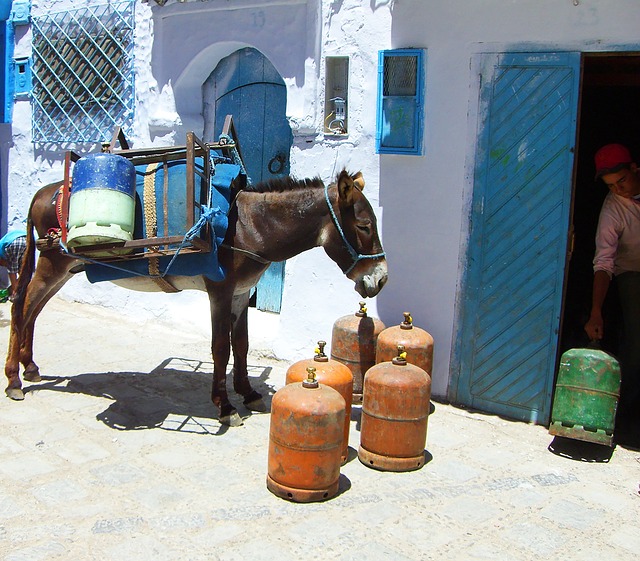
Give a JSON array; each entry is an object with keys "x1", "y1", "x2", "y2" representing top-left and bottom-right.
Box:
[
  {"x1": 324, "y1": 183, "x2": 386, "y2": 276},
  {"x1": 221, "y1": 181, "x2": 386, "y2": 274}
]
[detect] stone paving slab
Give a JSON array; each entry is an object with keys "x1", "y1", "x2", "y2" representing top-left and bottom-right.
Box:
[{"x1": 0, "y1": 297, "x2": 638, "y2": 561}]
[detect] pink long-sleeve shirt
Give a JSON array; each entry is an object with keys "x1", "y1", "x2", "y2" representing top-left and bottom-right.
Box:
[{"x1": 593, "y1": 192, "x2": 640, "y2": 277}]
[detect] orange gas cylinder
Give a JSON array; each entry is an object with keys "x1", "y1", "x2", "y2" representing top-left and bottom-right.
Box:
[
  {"x1": 267, "y1": 367, "x2": 346, "y2": 502},
  {"x1": 330, "y1": 301, "x2": 386, "y2": 404},
  {"x1": 376, "y1": 312, "x2": 434, "y2": 378},
  {"x1": 359, "y1": 345, "x2": 431, "y2": 472},
  {"x1": 286, "y1": 341, "x2": 353, "y2": 465}
]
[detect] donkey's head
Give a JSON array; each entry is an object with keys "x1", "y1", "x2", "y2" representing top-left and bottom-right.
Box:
[{"x1": 323, "y1": 170, "x2": 388, "y2": 298}]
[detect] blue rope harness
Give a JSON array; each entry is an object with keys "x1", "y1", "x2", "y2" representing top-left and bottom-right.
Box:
[{"x1": 324, "y1": 183, "x2": 386, "y2": 276}]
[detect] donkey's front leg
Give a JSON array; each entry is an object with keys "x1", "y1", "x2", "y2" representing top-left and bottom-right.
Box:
[
  {"x1": 230, "y1": 293, "x2": 265, "y2": 412},
  {"x1": 208, "y1": 292, "x2": 243, "y2": 427},
  {"x1": 211, "y1": 332, "x2": 243, "y2": 427}
]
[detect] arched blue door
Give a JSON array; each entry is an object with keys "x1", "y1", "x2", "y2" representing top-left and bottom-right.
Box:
[{"x1": 203, "y1": 47, "x2": 293, "y2": 312}]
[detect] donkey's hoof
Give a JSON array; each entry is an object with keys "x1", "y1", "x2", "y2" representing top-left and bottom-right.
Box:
[
  {"x1": 245, "y1": 398, "x2": 267, "y2": 413},
  {"x1": 23, "y1": 370, "x2": 42, "y2": 383},
  {"x1": 220, "y1": 411, "x2": 244, "y2": 427},
  {"x1": 5, "y1": 387, "x2": 25, "y2": 401}
]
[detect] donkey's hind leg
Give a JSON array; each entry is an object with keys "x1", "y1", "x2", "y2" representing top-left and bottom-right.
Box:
[
  {"x1": 19, "y1": 278, "x2": 68, "y2": 383},
  {"x1": 5, "y1": 325, "x2": 25, "y2": 400},
  {"x1": 5, "y1": 254, "x2": 75, "y2": 400}
]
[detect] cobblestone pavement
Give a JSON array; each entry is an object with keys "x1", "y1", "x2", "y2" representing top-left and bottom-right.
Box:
[{"x1": 0, "y1": 297, "x2": 638, "y2": 561}]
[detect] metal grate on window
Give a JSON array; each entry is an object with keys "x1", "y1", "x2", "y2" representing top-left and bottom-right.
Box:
[
  {"x1": 31, "y1": 1, "x2": 135, "y2": 144},
  {"x1": 383, "y1": 55, "x2": 417, "y2": 97}
]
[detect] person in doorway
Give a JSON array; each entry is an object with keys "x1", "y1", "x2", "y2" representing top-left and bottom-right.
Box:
[
  {"x1": 0, "y1": 230, "x2": 27, "y2": 301},
  {"x1": 584, "y1": 143, "x2": 640, "y2": 440}
]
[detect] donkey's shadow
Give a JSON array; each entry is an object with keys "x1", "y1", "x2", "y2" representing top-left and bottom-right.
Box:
[{"x1": 24, "y1": 357, "x2": 276, "y2": 435}]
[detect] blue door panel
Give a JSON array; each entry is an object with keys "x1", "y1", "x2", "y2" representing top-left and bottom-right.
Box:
[
  {"x1": 478, "y1": 261, "x2": 558, "y2": 347},
  {"x1": 256, "y1": 261, "x2": 284, "y2": 313},
  {"x1": 212, "y1": 47, "x2": 292, "y2": 313},
  {"x1": 217, "y1": 84, "x2": 269, "y2": 183},
  {"x1": 213, "y1": 47, "x2": 282, "y2": 97},
  {"x1": 483, "y1": 203, "x2": 563, "y2": 281},
  {"x1": 451, "y1": 52, "x2": 580, "y2": 424}
]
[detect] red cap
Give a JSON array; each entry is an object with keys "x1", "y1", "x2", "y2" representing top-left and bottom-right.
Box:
[{"x1": 594, "y1": 143, "x2": 633, "y2": 179}]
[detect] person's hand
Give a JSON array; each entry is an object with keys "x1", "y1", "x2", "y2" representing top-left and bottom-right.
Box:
[{"x1": 585, "y1": 312, "x2": 604, "y2": 341}]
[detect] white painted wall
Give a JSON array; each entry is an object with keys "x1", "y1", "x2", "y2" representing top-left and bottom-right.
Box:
[
  {"x1": 377, "y1": 0, "x2": 640, "y2": 398},
  {"x1": 5, "y1": 0, "x2": 640, "y2": 400}
]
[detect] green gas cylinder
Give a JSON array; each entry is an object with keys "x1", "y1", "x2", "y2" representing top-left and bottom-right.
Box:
[{"x1": 548, "y1": 348, "x2": 621, "y2": 446}]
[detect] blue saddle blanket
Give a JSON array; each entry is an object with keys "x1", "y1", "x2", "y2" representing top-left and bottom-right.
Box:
[{"x1": 85, "y1": 159, "x2": 240, "y2": 284}]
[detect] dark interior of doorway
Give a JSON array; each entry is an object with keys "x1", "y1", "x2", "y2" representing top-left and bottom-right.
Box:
[
  {"x1": 561, "y1": 54, "x2": 640, "y2": 354},
  {"x1": 559, "y1": 53, "x2": 640, "y2": 431}
]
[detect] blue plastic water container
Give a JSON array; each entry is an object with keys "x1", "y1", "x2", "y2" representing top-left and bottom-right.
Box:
[{"x1": 67, "y1": 153, "x2": 136, "y2": 255}]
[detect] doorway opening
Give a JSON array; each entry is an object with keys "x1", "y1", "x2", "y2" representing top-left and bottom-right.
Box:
[{"x1": 559, "y1": 53, "x2": 640, "y2": 430}]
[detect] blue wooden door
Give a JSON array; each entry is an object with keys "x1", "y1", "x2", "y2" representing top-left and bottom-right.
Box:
[
  {"x1": 205, "y1": 47, "x2": 292, "y2": 312},
  {"x1": 451, "y1": 52, "x2": 581, "y2": 424}
]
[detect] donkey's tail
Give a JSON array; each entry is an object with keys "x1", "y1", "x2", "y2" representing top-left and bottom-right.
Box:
[{"x1": 11, "y1": 203, "x2": 38, "y2": 327}]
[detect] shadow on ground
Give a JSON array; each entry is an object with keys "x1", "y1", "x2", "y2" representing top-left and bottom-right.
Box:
[
  {"x1": 23, "y1": 357, "x2": 276, "y2": 435},
  {"x1": 547, "y1": 435, "x2": 615, "y2": 463}
]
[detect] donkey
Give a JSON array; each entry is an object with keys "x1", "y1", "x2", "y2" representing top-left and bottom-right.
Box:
[{"x1": 4, "y1": 169, "x2": 387, "y2": 426}]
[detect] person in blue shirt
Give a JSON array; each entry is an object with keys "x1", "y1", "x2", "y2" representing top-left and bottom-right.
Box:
[{"x1": 0, "y1": 231, "x2": 27, "y2": 299}]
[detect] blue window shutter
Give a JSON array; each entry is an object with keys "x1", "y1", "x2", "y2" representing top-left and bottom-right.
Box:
[
  {"x1": 0, "y1": 1, "x2": 20, "y2": 124},
  {"x1": 376, "y1": 48, "x2": 425, "y2": 155},
  {"x1": 0, "y1": 20, "x2": 14, "y2": 124}
]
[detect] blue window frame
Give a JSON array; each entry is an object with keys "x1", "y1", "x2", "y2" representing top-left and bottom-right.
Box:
[{"x1": 376, "y1": 48, "x2": 426, "y2": 156}]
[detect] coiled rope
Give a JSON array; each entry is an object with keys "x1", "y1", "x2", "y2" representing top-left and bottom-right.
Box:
[{"x1": 144, "y1": 163, "x2": 179, "y2": 292}]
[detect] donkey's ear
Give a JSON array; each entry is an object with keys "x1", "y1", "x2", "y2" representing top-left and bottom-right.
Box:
[
  {"x1": 337, "y1": 169, "x2": 355, "y2": 207},
  {"x1": 352, "y1": 171, "x2": 365, "y2": 191}
]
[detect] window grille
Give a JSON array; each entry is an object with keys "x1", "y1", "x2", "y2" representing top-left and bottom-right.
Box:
[{"x1": 31, "y1": 1, "x2": 135, "y2": 144}]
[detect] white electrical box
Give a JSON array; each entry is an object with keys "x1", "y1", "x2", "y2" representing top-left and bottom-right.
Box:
[{"x1": 324, "y1": 56, "x2": 349, "y2": 135}]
